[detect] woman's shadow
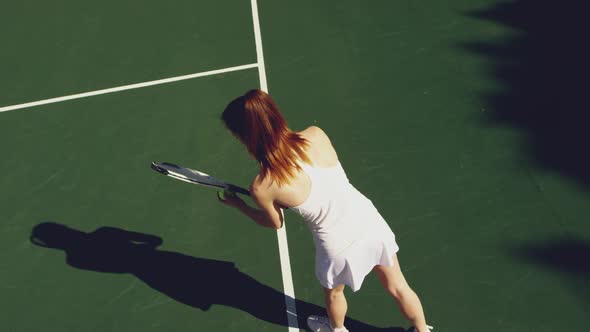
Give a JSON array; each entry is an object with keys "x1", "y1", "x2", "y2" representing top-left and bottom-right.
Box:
[{"x1": 30, "y1": 222, "x2": 405, "y2": 332}]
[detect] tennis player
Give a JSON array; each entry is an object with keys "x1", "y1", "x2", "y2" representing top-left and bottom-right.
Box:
[{"x1": 218, "y1": 89, "x2": 433, "y2": 332}]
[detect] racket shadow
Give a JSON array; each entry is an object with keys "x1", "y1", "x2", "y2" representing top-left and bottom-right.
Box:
[{"x1": 30, "y1": 222, "x2": 406, "y2": 332}]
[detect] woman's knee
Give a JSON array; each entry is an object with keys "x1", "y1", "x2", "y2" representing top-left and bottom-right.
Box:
[
  {"x1": 324, "y1": 284, "x2": 346, "y2": 301},
  {"x1": 373, "y1": 259, "x2": 410, "y2": 299}
]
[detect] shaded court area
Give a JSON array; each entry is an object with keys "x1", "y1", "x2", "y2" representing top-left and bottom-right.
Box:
[{"x1": 464, "y1": 0, "x2": 590, "y2": 323}]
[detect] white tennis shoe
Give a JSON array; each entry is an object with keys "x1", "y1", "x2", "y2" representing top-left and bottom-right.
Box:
[
  {"x1": 413, "y1": 325, "x2": 434, "y2": 332},
  {"x1": 306, "y1": 315, "x2": 349, "y2": 332}
]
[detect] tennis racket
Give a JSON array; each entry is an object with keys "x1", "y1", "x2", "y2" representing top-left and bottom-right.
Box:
[{"x1": 150, "y1": 162, "x2": 250, "y2": 196}]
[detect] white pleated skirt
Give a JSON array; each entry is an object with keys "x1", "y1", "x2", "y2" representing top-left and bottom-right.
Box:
[{"x1": 314, "y1": 211, "x2": 399, "y2": 292}]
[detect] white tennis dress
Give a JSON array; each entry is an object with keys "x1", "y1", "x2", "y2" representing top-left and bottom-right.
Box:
[{"x1": 291, "y1": 160, "x2": 399, "y2": 292}]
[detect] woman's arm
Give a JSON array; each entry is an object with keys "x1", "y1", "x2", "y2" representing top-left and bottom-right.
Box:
[{"x1": 217, "y1": 189, "x2": 284, "y2": 229}]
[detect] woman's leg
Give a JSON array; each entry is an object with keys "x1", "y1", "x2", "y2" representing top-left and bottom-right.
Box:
[
  {"x1": 373, "y1": 254, "x2": 430, "y2": 332},
  {"x1": 324, "y1": 284, "x2": 347, "y2": 329}
]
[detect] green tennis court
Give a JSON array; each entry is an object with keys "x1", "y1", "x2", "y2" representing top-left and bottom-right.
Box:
[{"x1": 2, "y1": 1, "x2": 588, "y2": 331}]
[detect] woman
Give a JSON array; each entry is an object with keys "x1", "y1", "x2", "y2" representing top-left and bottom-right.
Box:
[{"x1": 218, "y1": 89, "x2": 433, "y2": 332}]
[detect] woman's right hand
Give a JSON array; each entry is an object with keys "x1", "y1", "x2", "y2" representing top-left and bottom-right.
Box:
[{"x1": 217, "y1": 190, "x2": 246, "y2": 209}]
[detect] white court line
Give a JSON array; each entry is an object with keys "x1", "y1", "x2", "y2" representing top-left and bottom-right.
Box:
[
  {"x1": 0, "y1": 63, "x2": 258, "y2": 113},
  {"x1": 251, "y1": 0, "x2": 268, "y2": 94},
  {"x1": 250, "y1": 1, "x2": 299, "y2": 331}
]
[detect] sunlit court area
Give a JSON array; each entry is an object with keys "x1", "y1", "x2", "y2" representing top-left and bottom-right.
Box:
[{"x1": 1, "y1": 1, "x2": 588, "y2": 331}]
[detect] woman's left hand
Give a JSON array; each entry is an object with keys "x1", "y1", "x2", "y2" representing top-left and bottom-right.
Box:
[{"x1": 217, "y1": 190, "x2": 246, "y2": 209}]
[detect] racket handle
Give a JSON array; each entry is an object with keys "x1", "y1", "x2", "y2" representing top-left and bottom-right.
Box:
[{"x1": 227, "y1": 184, "x2": 251, "y2": 196}]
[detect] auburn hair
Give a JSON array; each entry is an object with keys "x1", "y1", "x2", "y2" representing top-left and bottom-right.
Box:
[{"x1": 221, "y1": 89, "x2": 311, "y2": 186}]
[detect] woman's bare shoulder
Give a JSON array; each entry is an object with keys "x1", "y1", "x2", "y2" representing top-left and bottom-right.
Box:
[
  {"x1": 251, "y1": 171, "x2": 270, "y2": 187},
  {"x1": 251, "y1": 170, "x2": 284, "y2": 191},
  {"x1": 300, "y1": 126, "x2": 338, "y2": 166},
  {"x1": 301, "y1": 125, "x2": 331, "y2": 142}
]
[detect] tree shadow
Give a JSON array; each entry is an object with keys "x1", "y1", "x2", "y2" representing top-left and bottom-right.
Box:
[
  {"x1": 461, "y1": 0, "x2": 590, "y2": 189},
  {"x1": 509, "y1": 236, "x2": 590, "y2": 307},
  {"x1": 30, "y1": 222, "x2": 406, "y2": 332}
]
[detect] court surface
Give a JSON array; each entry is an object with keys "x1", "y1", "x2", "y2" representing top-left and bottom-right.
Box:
[{"x1": 1, "y1": 1, "x2": 588, "y2": 331}]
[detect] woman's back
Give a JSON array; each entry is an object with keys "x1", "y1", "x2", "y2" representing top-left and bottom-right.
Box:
[
  {"x1": 263, "y1": 126, "x2": 339, "y2": 208},
  {"x1": 273, "y1": 126, "x2": 380, "y2": 257}
]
